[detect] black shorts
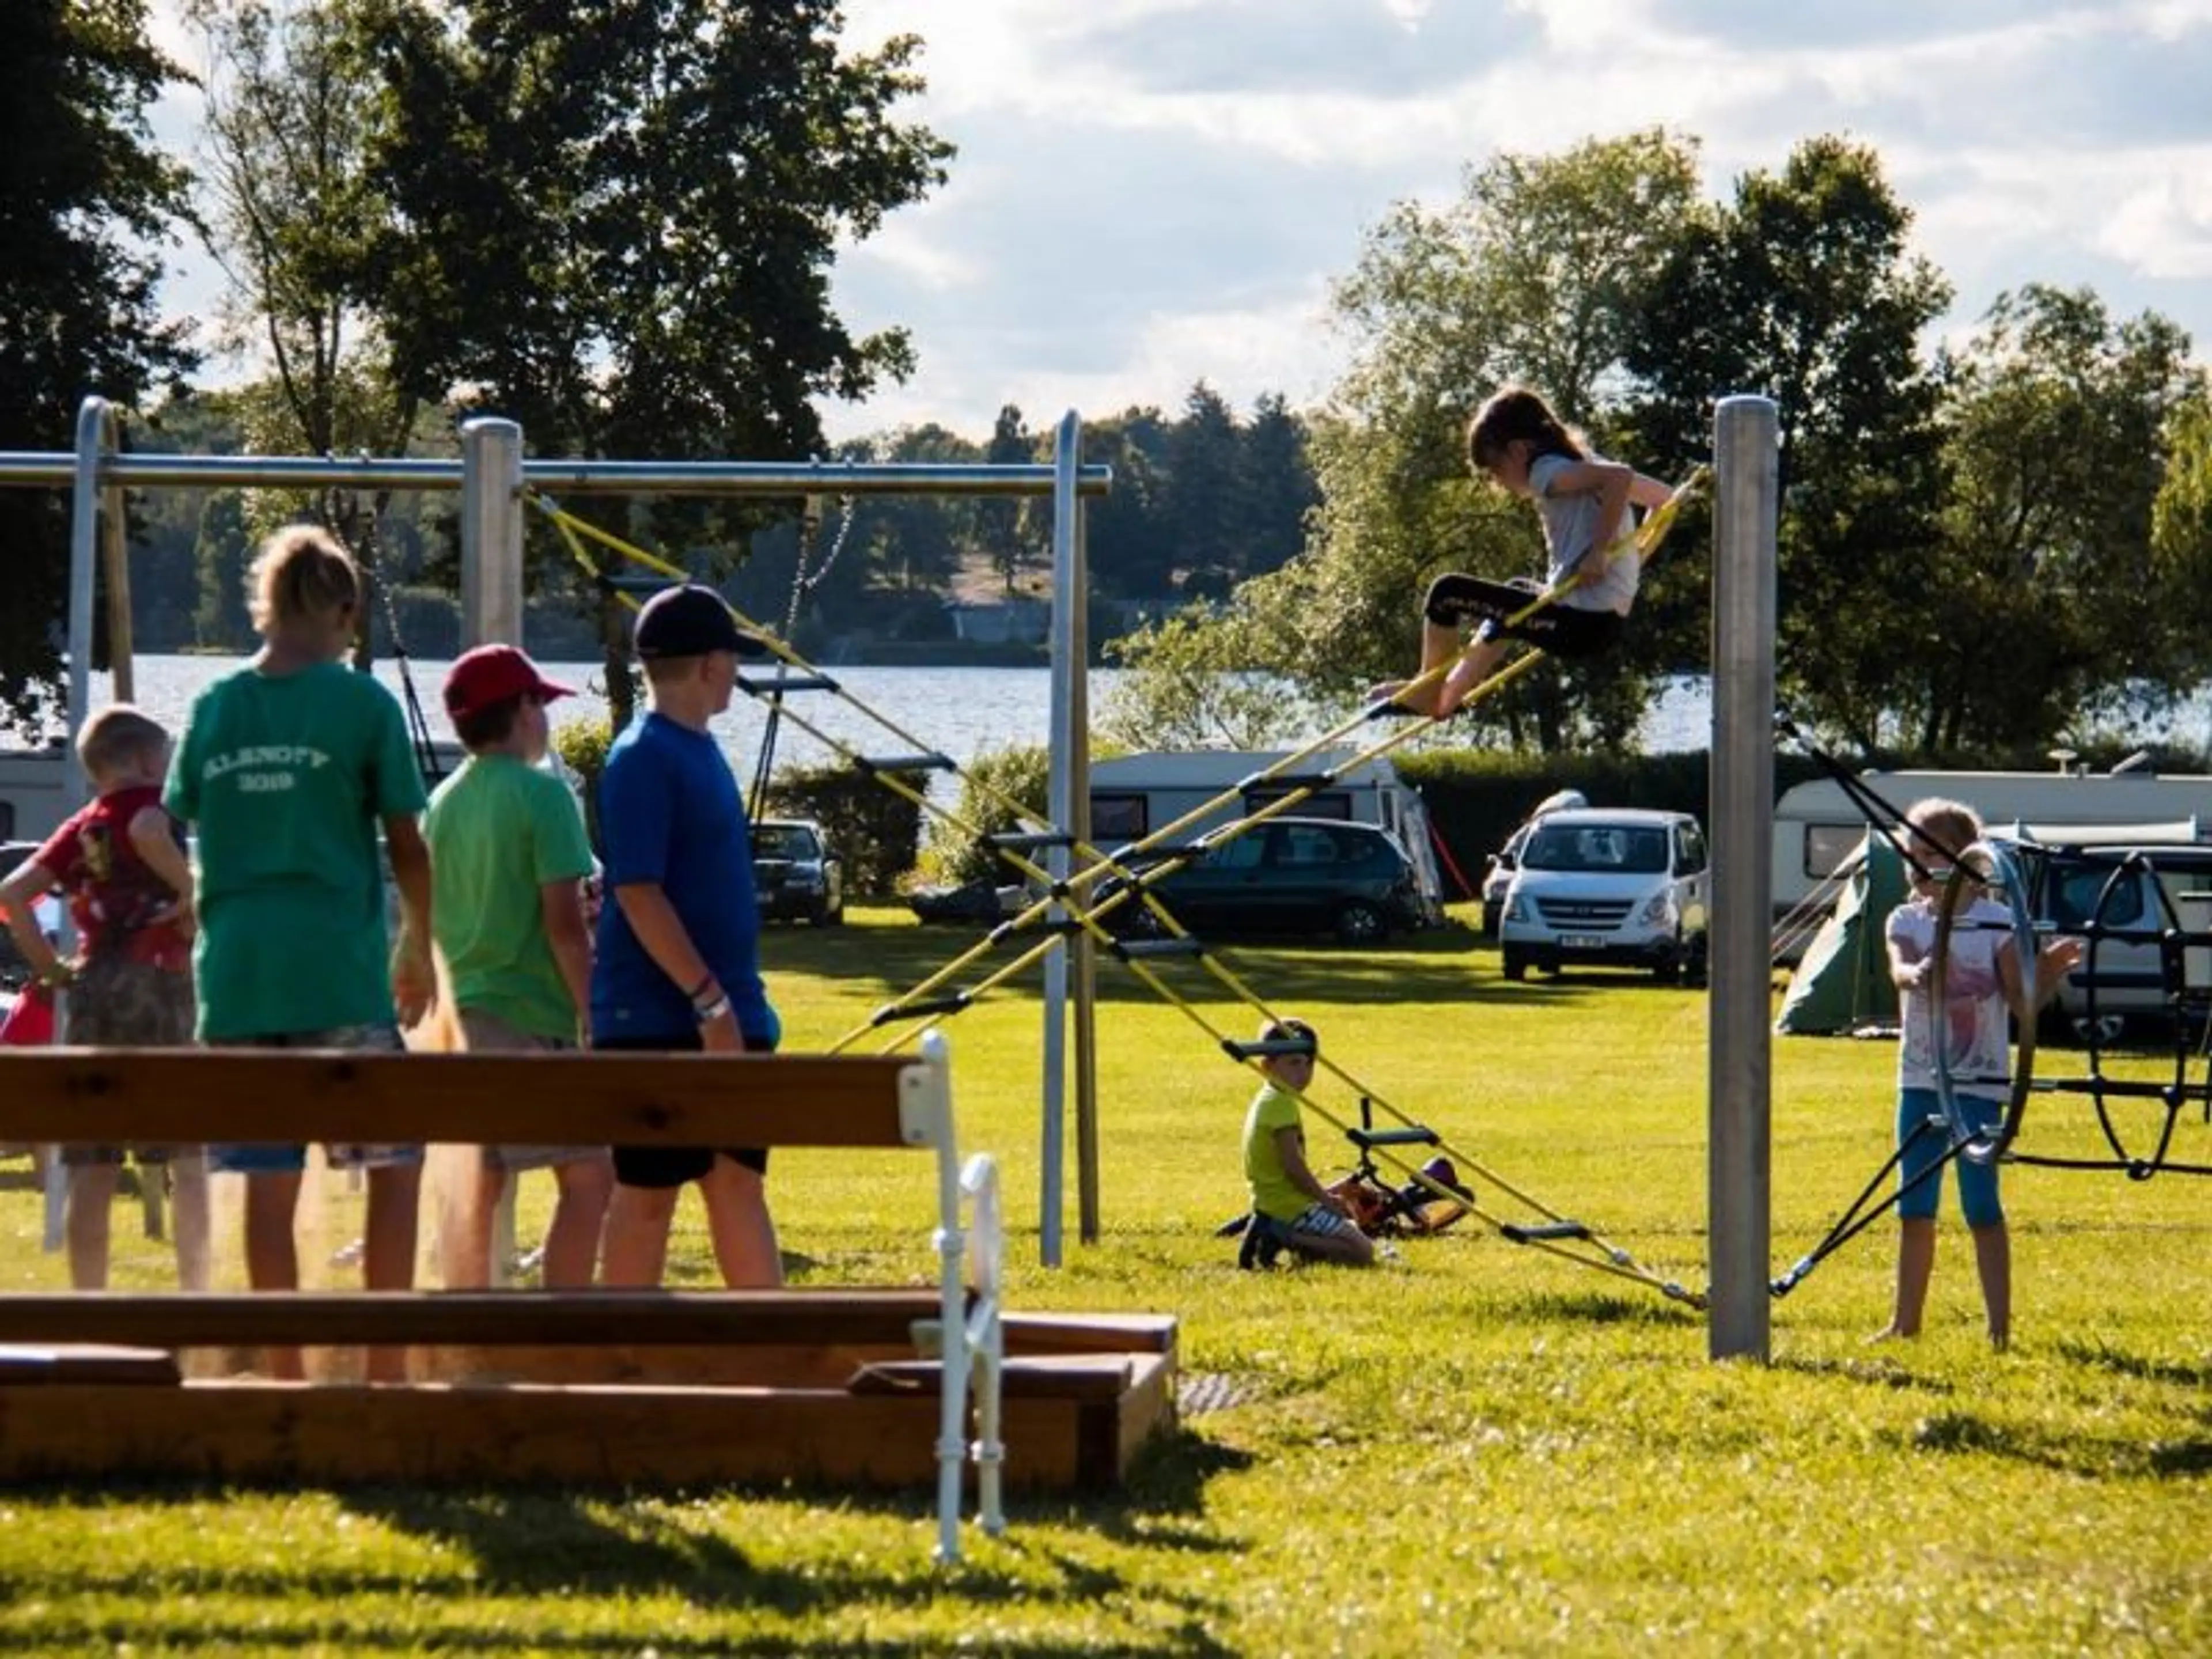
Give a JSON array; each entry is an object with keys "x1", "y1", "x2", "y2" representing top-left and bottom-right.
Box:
[
  {"x1": 599, "y1": 1028, "x2": 778, "y2": 1188},
  {"x1": 1424, "y1": 573, "x2": 1623, "y2": 660}
]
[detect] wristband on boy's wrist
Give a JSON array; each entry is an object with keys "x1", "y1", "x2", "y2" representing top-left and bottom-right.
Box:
[
  {"x1": 687, "y1": 972, "x2": 717, "y2": 1005},
  {"x1": 693, "y1": 995, "x2": 733, "y2": 1027}
]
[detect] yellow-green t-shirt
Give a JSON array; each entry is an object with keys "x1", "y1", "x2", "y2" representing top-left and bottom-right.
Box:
[
  {"x1": 426, "y1": 753, "x2": 594, "y2": 1041},
  {"x1": 1243, "y1": 1082, "x2": 1308, "y2": 1223}
]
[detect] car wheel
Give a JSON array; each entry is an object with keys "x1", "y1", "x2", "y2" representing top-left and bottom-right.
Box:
[
  {"x1": 1501, "y1": 945, "x2": 1529, "y2": 982},
  {"x1": 1334, "y1": 899, "x2": 1388, "y2": 946},
  {"x1": 1480, "y1": 900, "x2": 1502, "y2": 937}
]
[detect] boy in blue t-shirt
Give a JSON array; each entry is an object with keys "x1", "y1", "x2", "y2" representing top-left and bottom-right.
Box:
[{"x1": 592, "y1": 584, "x2": 782, "y2": 1288}]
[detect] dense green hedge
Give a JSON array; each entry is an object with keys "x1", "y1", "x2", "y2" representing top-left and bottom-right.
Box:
[{"x1": 1395, "y1": 749, "x2": 1834, "y2": 899}]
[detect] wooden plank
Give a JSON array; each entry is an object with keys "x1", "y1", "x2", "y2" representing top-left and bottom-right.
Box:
[
  {"x1": 407, "y1": 1340, "x2": 917, "y2": 1389},
  {"x1": 850, "y1": 1355, "x2": 1133, "y2": 1403},
  {"x1": 0, "y1": 1290, "x2": 946, "y2": 1350},
  {"x1": 0, "y1": 1344, "x2": 180, "y2": 1386},
  {"x1": 0, "y1": 1050, "x2": 921, "y2": 1149},
  {"x1": 0, "y1": 1381, "x2": 1101, "y2": 1492},
  {"x1": 1003, "y1": 1312, "x2": 1180, "y2": 1359}
]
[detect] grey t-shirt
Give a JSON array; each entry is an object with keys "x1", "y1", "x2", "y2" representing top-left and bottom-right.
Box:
[{"x1": 1530, "y1": 451, "x2": 1638, "y2": 616}]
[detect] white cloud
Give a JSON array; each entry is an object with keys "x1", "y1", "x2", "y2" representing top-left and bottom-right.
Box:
[{"x1": 142, "y1": 0, "x2": 2212, "y2": 445}]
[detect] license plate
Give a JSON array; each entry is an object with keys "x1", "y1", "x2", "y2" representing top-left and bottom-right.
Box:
[{"x1": 1561, "y1": 934, "x2": 1605, "y2": 949}]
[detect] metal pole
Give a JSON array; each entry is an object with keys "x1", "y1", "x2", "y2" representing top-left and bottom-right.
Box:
[
  {"x1": 460, "y1": 418, "x2": 525, "y2": 648},
  {"x1": 63, "y1": 397, "x2": 118, "y2": 810},
  {"x1": 1039, "y1": 415, "x2": 1085, "y2": 1266},
  {"x1": 1065, "y1": 429, "x2": 1100, "y2": 1245},
  {"x1": 1709, "y1": 395, "x2": 1778, "y2": 1362}
]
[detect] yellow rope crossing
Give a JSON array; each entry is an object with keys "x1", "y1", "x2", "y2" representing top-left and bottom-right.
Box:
[{"x1": 528, "y1": 474, "x2": 1709, "y2": 1305}]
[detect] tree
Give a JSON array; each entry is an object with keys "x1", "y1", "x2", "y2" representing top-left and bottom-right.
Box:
[
  {"x1": 1239, "y1": 392, "x2": 1318, "y2": 582},
  {"x1": 979, "y1": 404, "x2": 1040, "y2": 594},
  {"x1": 0, "y1": 1, "x2": 198, "y2": 724},
  {"x1": 1161, "y1": 382, "x2": 1244, "y2": 596},
  {"x1": 186, "y1": 0, "x2": 424, "y2": 665},
  {"x1": 1626, "y1": 136, "x2": 1952, "y2": 752},
  {"x1": 354, "y1": 0, "x2": 951, "y2": 723},
  {"x1": 1906, "y1": 286, "x2": 2205, "y2": 753}
]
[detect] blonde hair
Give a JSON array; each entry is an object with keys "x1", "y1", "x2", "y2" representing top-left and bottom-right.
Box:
[
  {"x1": 1905, "y1": 797, "x2": 1983, "y2": 863},
  {"x1": 247, "y1": 525, "x2": 360, "y2": 634},
  {"x1": 76, "y1": 703, "x2": 169, "y2": 781}
]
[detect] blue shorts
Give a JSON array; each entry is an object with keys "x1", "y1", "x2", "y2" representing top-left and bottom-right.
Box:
[
  {"x1": 1896, "y1": 1086, "x2": 2004, "y2": 1228},
  {"x1": 208, "y1": 1024, "x2": 423, "y2": 1177}
]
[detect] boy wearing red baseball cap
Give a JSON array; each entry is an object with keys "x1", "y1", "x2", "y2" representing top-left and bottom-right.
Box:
[{"x1": 425, "y1": 644, "x2": 611, "y2": 1289}]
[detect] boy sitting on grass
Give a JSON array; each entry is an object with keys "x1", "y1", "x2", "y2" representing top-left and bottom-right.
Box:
[{"x1": 1241, "y1": 1017, "x2": 1374, "y2": 1268}]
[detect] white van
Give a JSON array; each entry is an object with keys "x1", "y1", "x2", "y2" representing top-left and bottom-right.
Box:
[
  {"x1": 1498, "y1": 808, "x2": 1709, "y2": 983},
  {"x1": 1479, "y1": 788, "x2": 1586, "y2": 935}
]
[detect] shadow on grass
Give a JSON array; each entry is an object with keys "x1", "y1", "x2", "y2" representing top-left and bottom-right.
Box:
[
  {"x1": 1900, "y1": 1412, "x2": 2212, "y2": 1480},
  {"x1": 2054, "y1": 1336, "x2": 2212, "y2": 1391},
  {"x1": 1506, "y1": 1289, "x2": 1700, "y2": 1328},
  {"x1": 1771, "y1": 1355, "x2": 1958, "y2": 1396},
  {"x1": 768, "y1": 915, "x2": 1608, "y2": 1013},
  {"x1": 0, "y1": 1430, "x2": 1256, "y2": 1653}
]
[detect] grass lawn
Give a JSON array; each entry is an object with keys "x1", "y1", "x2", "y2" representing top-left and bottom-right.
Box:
[{"x1": 2, "y1": 903, "x2": 2209, "y2": 1655}]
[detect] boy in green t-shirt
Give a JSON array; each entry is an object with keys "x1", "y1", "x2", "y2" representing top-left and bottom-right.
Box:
[
  {"x1": 1241, "y1": 1018, "x2": 1374, "y2": 1268},
  {"x1": 168, "y1": 525, "x2": 434, "y2": 1380},
  {"x1": 425, "y1": 644, "x2": 610, "y2": 1289}
]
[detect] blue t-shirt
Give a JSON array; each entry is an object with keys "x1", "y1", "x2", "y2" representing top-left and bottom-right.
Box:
[{"x1": 589, "y1": 712, "x2": 775, "y2": 1043}]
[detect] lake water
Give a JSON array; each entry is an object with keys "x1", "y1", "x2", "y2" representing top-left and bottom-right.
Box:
[{"x1": 88, "y1": 654, "x2": 1718, "y2": 779}]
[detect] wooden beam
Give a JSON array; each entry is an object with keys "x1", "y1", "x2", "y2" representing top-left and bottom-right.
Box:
[
  {"x1": 0, "y1": 1290, "x2": 948, "y2": 1350},
  {"x1": 0, "y1": 1050, "x2": 921, "y2": 1147},
  {"x1": 0, "y1": 1380, "x2": 1135, "y2": 1493}
]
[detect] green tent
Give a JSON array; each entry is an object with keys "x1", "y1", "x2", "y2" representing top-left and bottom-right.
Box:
[{"x1": 1775, "y1": 834, "x2": 1906, "y2": 1035}]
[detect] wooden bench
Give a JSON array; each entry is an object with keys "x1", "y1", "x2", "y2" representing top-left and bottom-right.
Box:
[{"x1": 0, "y1": 1032, "x2": 1172, "y2": 1562}]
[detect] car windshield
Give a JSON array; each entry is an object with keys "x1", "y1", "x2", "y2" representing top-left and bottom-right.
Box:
[
  {"x1": 1522, "y1": 823, "x2": 1671, "y2": 874},
  {"x1": 753, "y1": 826, "x2": 819, "y2": 861}
]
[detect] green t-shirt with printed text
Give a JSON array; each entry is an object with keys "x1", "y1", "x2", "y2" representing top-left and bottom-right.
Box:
[
  {"x1": 166, "y1": 660, "x2": 427, "y2": 1040},
  {"x1": 426, "y1": 753, "x2": 594, "y2": 1041},
  {"x1": 1243, "y1": 1082, "x2": 1308, "y2": 1223}
]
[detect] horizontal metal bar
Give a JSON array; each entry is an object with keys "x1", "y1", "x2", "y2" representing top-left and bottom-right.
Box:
[{"x1": 0, "y1": 452, "x2": 1112, "y2": 498}]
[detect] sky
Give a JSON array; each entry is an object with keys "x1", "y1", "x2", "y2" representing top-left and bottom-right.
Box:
[{"x1": 143, "y1": 0, "x2": 2212, "y2": 444}]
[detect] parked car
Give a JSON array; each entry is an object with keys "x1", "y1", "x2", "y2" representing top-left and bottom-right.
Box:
[
  {"x1": 1113, "y1": 816, "x2": 1426, "y2": 945},
  {"x1": 1498, "y1": 808, "x2": 1708, "y2": 982},
  {"x1": 1480, "y1": 789, "x2": 1587, "y2": 935},
  {"x1": 2028, "y1": 842, "x2": 2212, "y2": 1044},
  {"x1": 751, "y1": 819, "x2": 843, "y2": 926}
]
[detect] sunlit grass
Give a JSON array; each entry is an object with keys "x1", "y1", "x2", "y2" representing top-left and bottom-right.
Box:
[{"x1": 1, "y1": 903, "x2": 2208, "y2": 1655}]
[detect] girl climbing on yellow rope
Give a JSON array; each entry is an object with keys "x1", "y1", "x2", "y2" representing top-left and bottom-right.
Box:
[{"x1": 1371, "y1": 385, "x2": 1690, "y2": 719}]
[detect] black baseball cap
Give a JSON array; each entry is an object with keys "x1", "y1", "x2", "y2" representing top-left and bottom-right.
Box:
[{"x1": 632, "y1": 584, "x2": 768, "y2": 660}]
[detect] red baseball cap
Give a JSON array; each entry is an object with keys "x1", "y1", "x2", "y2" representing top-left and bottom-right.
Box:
[{"x1": 444, "y1": 644, "x2": 575, "y2": 721}]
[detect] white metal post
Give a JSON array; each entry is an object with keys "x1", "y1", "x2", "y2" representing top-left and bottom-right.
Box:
[
  {"x1": 1039, "y1": 412, "x2": 1089, "y2": 1266},
  {"x1": 1709, "y1": 395, "x2": 1779, "y2": 1362}
]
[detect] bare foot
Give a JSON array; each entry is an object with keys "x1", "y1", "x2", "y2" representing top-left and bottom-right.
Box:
[{"x1": 1365, "y1": 679, "x2": 1436, "y2": 718}]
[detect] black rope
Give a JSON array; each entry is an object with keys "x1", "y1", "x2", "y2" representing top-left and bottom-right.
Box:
[
  {"x1": 1771, "y1": 1115, "x2": 1961, "y2": 1297},
  {"x1": 349, "y1": 486, "x2": 442, "y2": 788}
]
